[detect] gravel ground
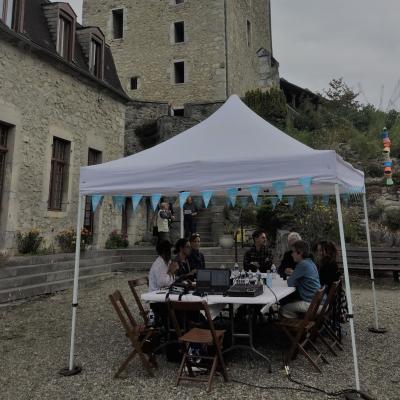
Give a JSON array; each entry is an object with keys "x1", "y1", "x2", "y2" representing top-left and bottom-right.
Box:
[{"x1": 0, "y1": 273, "x2": 399, "y2": 400}]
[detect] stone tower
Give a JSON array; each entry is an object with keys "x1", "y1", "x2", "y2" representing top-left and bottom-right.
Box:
[{"x1": 83, "y1": 0, "x2": 278, "y2": 111}]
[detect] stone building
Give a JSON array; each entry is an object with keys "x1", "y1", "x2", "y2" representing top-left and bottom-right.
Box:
[
  {"x1": 0, "y1": 0, "x2": 129, "y2": 254},
  {"x1": 83, "y1": 0, "x2": 279, "y2": 111}
]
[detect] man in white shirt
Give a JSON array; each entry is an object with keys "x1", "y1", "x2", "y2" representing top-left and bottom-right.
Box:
[{"x1": 149, "y1": 240, "x2": 178, "y2": 292}]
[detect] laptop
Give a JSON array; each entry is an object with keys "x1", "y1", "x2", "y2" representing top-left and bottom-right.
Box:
[{"x1": 195, "y1": 269, "x2": 231, "y2": 295}]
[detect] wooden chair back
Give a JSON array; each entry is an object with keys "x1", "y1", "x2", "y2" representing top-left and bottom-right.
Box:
[
  {"x1": 302, "y1": 288, "x2": 325, "y2": 325},
  {"x1": 109, "y1": 290, "x2": 139, "y2": 335},
  {"x1": 128, "y1": 277, "x2": 149, "y2": 326}
]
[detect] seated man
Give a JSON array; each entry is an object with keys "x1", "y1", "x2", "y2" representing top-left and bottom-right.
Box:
[
  {"x1": 278, "y1": 232, "x2": 302, "y2": 279},
  {"x1": 148, "y1": 240, "x2": 178, "y2": 292},
  {"x1": 243, "y1": 230, "x2": 273, "y2": 273},
  {"x1": 280, "y1": 240, "x2": 320, "y2": 319}
]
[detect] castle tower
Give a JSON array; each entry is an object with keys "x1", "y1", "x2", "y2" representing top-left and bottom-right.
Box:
[{"x1": 83, "y1": 0, "x2": 278, "y2": 111}]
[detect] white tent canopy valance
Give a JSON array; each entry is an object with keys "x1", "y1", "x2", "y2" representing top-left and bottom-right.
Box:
[{"x1": 79, "y1": 95, "x2": 364, "y2": 197}]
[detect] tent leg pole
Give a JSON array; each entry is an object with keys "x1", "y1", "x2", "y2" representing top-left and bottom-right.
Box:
[
  {"x1": 180, "y1": 206, "x2": 184, "y2": 238},
  {"x1": 335, "y1": 184, "x2": 360, "y2": 391},
  {"x1": 60, "y1": 195, "x2": 84, "y2": 376},
  {"x1": 362, "y1": 193, "x2": 386, "y2": 334}
]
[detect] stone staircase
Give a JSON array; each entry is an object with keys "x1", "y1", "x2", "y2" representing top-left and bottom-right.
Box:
[
  {"x1": 195, "y1": 206, "x2": 215, "y2": 246},
  {"x1": 0, "y1": 246, "x2": 246, "y2": 305}
]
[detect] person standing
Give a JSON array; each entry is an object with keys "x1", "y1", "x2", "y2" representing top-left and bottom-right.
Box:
[
  {"x1": 188, "y1": 233, "x2": 206, "y2": 272},
  {"x1": 280, "y1": 240, "x2": 321, "y2": 319},
  {"x1": 183, "y1": 196, "x2": 198, "y2": 238},
  {"x1": 157, "y1": 202, "x2": 173, "y2": 244},
  {"x1": 243, "y1": 230, "x2": 273, "y2": 273}
]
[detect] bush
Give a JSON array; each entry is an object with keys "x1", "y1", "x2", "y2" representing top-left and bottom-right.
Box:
[
  {"x1": 16, "y1": 229, "x2": 43, "y2": 254},
  {"x1": 56, "y1": 228, "x2": 91, "y2": 253},
  {"x1": 105, "y1": 230, "x2": 129, "y2": 249},
  {"x1": 383, "y1": 207, "x2": 400, "y2": 230}
]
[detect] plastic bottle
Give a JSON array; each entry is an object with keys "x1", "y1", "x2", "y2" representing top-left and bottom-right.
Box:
[
  {"x1": 266, "y1": 270, "x2": 272, "y2": 287},
  {"x1": 271, "y1": 264, "x2": 277, "y2": 280},
  {"x1": 233, "y1": 263, "x2": 240, "y2": 278},
  {"x1": 256, "y1": 268, "x2": 261, "y2": 284}
]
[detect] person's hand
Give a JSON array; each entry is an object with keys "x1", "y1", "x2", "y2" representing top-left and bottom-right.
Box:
[
  {"x1": 168, "y1": 261, "x2": 179, "y2": 275},
  {"x1": 285, "y1": 268, "x2": 294, "y2": 276}
]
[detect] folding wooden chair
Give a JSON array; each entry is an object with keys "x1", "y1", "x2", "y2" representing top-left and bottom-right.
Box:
[
  {"x1": 169, "y1": 300, "x2": 229, "y2": 393},
  {"x1": 109, "y1": 290, "x2": 157, "y2": 378},
  {"x1": 311, "y1": 281, "x2": 344, "y2": 356},
  {"x1": 128, "y1": 277, "x2": 150, "y2": 326},
  {"x1": 276, "y1": 288, "x2": 328, "y2": 373}
]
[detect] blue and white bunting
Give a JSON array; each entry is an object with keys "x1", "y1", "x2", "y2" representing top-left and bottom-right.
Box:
[
  {"x1": 299, "y1": 176, "x2": 312, "y2": 195},
  {"x1": 248, "y1": 184, "x2": 261, "y2": 204},
  {"x1": 91, "y1": 195, "x2": 103, "y2": 212},
  {"x1": 227, "y1": 188, "x2": 238, "y2": 207},
  {"x1": 287, "y1": 196, "x2": 295, "y2": 209},
  {"x1": 272, "y1": 181, "x2": 286, "y2": 201},
  {"x1": 151, "y1": 193, "x2": 162, "y2": 211},
  {"x1": 201, "y1": 190, "x2": 213, "y2": 208},
  {"x1": 271, "y1": 197, "x2": 278, "y2": 210},
  {"x1": 112, "y1": 196, "x2": 125, "y2": 212},
  {"x1": 179, "y1": 191, "x2": 190, "y2": 208},
  {"x1": 131, "y1": 194, "x2": 143, "y2": 211}
]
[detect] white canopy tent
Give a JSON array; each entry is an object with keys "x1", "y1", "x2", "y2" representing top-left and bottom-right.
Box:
[{"x1": 67, "y1": 95, "x2": 382, "y2": 392}]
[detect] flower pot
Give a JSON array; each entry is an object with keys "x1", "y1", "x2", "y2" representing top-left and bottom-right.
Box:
[{"x1": 219, "y1": 235, "x2": 234, "y2": 249}]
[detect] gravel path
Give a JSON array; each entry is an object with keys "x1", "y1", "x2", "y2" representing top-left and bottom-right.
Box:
[{"x1": 1, "y1": 273, "x2": 399, "y2": 400}]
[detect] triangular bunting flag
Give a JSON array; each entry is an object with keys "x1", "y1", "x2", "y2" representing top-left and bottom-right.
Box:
[
  {"x1": 248, "y1": 184, "x2": 261, "y2": 205},
  {"x1": 131, "y1": 194, "x2": 143, "y2": 211},
  {"x1": 179, "y1": 191, "x2": 190, "y2": 208},
  {"x1": 299, "y1": 176, "x2": 312, "y2": 195},
  {"x1": 201, "y1": 190, "x2": 213, "y2": 208},
  {"x1": 112, "y1": 196, "x2": 125, "y2": 212},
  {"x1": 272, "y1": 181, "x2": 286, "y2": 201},
  {"x1": 91, "y1": 195, "x2": 103, "y2": 212},
  {"x1": 227, "y1": 188, "x2": 238, "y2": 207},
  {"x1": 151, "y1": 193, "x2": 162, "y2": 211}
]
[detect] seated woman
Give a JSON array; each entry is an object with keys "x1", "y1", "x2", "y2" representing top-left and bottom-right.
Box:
[
  {"x1": 173, "y1": 238, "x2": 193, "y2": 279},
  {"x1": 316, "y1": 240, "x2": 341, "y2": 289},
  {"x1": 148, "y1": 240, "x2": 179, "y2": 292},
  {"x1": 278, "y1": 232, "x2": 302, "y2": 278},
  {"x1": 187, "y1": 233, "x2": 205, "y2": 272}
]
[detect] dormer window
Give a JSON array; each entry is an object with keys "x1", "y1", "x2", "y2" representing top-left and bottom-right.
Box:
[
  {"x1": 89, "y1": 35, "x2": 104, "y2": 79},
  {"x1": 57, "y1": 13, "x2": 73, "y2": 60},
  {"x1": 0, "y1": 0, "x2": 24, "y2": 31}
]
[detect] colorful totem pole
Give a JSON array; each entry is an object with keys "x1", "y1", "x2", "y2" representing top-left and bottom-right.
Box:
[{"x1": 381, "y1": 127, "x2": 394, "y2": 186}]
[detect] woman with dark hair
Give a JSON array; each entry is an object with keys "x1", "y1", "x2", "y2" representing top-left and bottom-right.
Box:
[
  {"x1": 183, "y1": 196, "x2": 198, "y2": 238},
  {"x1": 173, "y1": 238, "x2": 192, "y2": 278},
  {"x1": 188, "y1": 233, "x2": 206, "y2": 271},
  {"x1": 316, "y1": 241, "x2": 341, "y2": 289}
]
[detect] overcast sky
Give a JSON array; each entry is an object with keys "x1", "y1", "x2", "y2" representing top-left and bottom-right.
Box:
[{"x1": 67, "y1": 0, "x2": 399, "y2": 109}]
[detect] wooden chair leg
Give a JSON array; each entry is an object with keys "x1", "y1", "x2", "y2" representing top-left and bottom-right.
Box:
[
  {"x1": 307, "y1": 338, "x2": 329, "y2": 364},
  {"x1": 316, "y1": 333, "x2": 338, "y2": 356},
  {"x1": 298, "y1": 343, "x2": 322, "y2": 373},
  {"x1": 114, "y1": 350, "x2": 137, "y2": 378},
  {"x1": 207, "y1": 356, "x2": 219, "y2": 393},
  {"x1": 324, "y1": 324, "x2": 344, "y2": 351},
  {"x1": 215, "y1": 337, "x2": 229, "y2": 382},
  {"x1": 176, "y1": 353, "x2": 187, "y2": 386},
  {"x1": 131, "y1": 337, "x2": 155, "y2": 377}
]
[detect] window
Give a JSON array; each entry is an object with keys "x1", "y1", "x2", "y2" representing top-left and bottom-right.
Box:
[
  {"x1": 0, "y1": 123, "x2": 9, "y2": 209},
  {"x1": 84, "y1": 148, "x2": 102, "y2": 234},
  {"x1": 48, "y1": 137, "x2": 70, "y2": 211},
  {"x1": 112, "y1": 9, "x2": 123, "y2": 39},
  {"x1": 0, "y1": 0, "x2": 23, "y2": 31},
  {"x1": 89, "y1": 37, "x2": 103, "y2": 78},
  {"x1": 174, "y1": 21, "x2": 185, "y2": 43},
  {"x1": 57, "y1": 14, "x2": 73, "y2": 60},
  {"x1": 172, "y1": 108, "x2": 184, "y2": 117},
  {"x1": 174, "y1": 61, "x2": 185, "y2": 84},
  {"x1": 246, "y1": 20, "x2": 252, "y2": 47},
  {"x1": 130, "y1": 77, "x2": 139, "y2": 90}
]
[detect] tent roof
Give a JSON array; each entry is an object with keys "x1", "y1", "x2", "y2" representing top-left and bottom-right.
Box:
[{"x1": 80, "y1": 95, "x2": 364, "y2": 197}]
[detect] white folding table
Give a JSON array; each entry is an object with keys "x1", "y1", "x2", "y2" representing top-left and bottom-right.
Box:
[{"x1": 141, "y1": 278, "x2": 295, "y2": 371}]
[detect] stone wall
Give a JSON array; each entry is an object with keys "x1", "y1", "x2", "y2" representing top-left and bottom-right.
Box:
[
  {"x1": 0, "y1": 39, "x2": 126, "y2": 254},
  {"x1": 82, "y1": 0, "x2": 276, "y2": 107},
  {"x1": 226, "y1": 0, "x2": 277, "y2": 95},
  {"x1": 83, "y1": 0, "x2": 227, "y2": 107}
]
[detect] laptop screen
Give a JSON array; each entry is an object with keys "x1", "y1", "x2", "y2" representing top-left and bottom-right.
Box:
[
  {"x1": 197, "y1": 269, "x2": 230, "y2": 289},
  {"x1": 197, "y1": 270, "x2": 211, "y2": 286}
]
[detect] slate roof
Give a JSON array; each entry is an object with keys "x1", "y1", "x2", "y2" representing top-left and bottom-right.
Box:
[{"x1": 0, "y1": 0, "x2": 129, "y2": 102}]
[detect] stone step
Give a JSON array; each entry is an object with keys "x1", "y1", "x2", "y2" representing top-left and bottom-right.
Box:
[
  {"x1": 0, "y1": 262, "x2": 126, "y2": 291},
  {"x1": 0, "y1": 271, "x2": 113, "y2": 304},
  {"x1": 120, "y1": 254, "x2": 245, "y2": 263},
  {"x1": 3, "y1": 255, "x2": 123, "y2": 277}
]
